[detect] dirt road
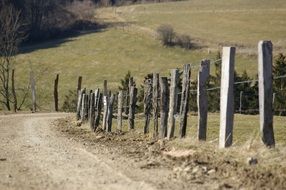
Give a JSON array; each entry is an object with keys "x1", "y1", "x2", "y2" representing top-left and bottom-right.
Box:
[{"x1": 0, "y1": 113, "x2": 159, "y2": 190}]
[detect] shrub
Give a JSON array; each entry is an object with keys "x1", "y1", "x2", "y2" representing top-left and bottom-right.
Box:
[
  {"x1": 62, "y1": 90, "x2": 78, "y2": 112},
  {"x1": 176, "y1": 34, "x2": 192, "y2": 49},
  {"x1": 156, "y1": 24, "x2": 175, "y2": 46}
]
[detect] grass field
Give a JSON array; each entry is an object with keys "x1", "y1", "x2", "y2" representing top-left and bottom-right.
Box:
[
  {"x1": 8, "y1": 0, "x2": 286, "y2": 111},
  {"x1": 104, "y1": 0, "x2": 286, "y2": 50}
]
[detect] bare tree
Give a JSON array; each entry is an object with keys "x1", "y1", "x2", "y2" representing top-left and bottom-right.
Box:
[{"x1": 0, "y1": 3, "x2": 24, "y2": 110}]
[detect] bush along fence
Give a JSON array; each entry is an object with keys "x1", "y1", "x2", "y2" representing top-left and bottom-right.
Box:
[{"x1": 72, "y1": 41, "x2": 279, "y2": 149}]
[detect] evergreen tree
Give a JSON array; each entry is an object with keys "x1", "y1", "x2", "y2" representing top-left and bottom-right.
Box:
[{"x1": 273, "y1": 53, "x2": 286, "y2": 115}]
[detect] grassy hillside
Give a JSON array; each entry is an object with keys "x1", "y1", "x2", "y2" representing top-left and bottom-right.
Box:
[
  {"x1": 10, "y1": 0, "x2": 286, "y2": 111},
  {"x1": 102, "y1": 0, "x2": 286, "y2": 51}
]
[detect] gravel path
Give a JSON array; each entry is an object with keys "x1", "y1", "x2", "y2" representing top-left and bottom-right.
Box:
[{"x1": 0, "y1": 113, "x2": 155, "y2": 190}]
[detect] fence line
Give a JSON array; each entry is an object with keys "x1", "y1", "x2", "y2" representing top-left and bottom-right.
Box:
[{"x1": 74, "y1": 40, "x2": 284, "y2": 149}]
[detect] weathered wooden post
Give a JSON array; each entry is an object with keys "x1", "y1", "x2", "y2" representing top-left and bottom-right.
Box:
[
  {"x1": 144, "y1": 78, "x2": 152, "y2": 134},
  {"x1": 197, "y1": 60, "x2": 210, "y2": 141},
  {"x1": 30, "y1": 71, "x2": 36, "y2": 113},
  {"x1": 102, "y1": 80, "x2": 108, "y2": 130},
  {"x1": 160, "y1": 77, "x2": 169, "y2": 138},
  {"x1": 89, "y1": 92, "x2": 95, "y2": 130},
  {"x1": 54, "y1": 74, "x2": 59, "y2": 112},
  {"x1": 239, "y1": 91, "x2": 243, "y2": 114},
  {"x1": 84, "y1": 93, "x2": 89, "y2": 120},
  {"x1": 153, "y1": 73, "x2": 159, "y2": 137},
  {"x1": 179, "y1": 64, "x2": 191, "y2": 138},
  {"x1": 107, "y1": 94, "x2": 115, "y2": 132},
  {"x1": 81, "y1": 93, "x2": 86, "y2": 122},
  {"x1": 11, "y1": 69, "x2": 17, "y2": 112},
  {"x1": 258, "y1": 40, "x2": 275, "y2": 147},
  {"x1": 128, "y1": 86, "x2": 137, "y2": 130},
  {"x1": 76, "y1": 89, "x2": 85, "y2": 120},
  {"x1": 77, "y1": 76, "x2": 82, "y2": 92},
  {"x1": 219, "y1": 47, "x2": 235, "y2": 148},
  {"x1": 117, "y1": 91, "x2": 123, "y2": 131},
  {"x1": 94, "y1": 93, "x2": 102, "y2": 131},
  {"x1": 167, "y1": 69, "x2": 179, "y2": 139}
]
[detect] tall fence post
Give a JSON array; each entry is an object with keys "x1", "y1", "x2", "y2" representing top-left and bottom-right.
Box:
[
  {"x1": 54, "y1": 74, "x2": 59, "y2": 112},
  {"x1": 94, "y1": 92, "x2": 102, "y2": 131},
  {"x1": 30, "y1": 71, "x2": 36, "y2": 113},
  {"x1": 258, "y1": 40, "x2": 275, "y2": 147},
  {"x1": 160, "y1": 77, "x2": 169, "y2": 138},
  {"x1": 144, "y1": 78, "x2": 152, "y2": 134},
  {"x1": 179, "y1": 64, "x2": 191, "y2": 138},
  {"x1": 167, "y1": 69, "x2": 179, "y2": 139},
  {"x1": 219, "y1": 47, "x2": 235, "y2": 148},
  {"x1": 81, "y1": 93, "x2": 86, "y2": 122},
  {"x1": 117, "y1": 91, "x2": 123, "y2": 131},
  {"x1": 107, "y1": 94, "x2": 115, "y2": 132},
  {"x1": 197, "y1": 60, "x2": 210, "y2": 141},
  {"x1": 77, "y1": 76, "x2": 82, "y2": 94},
  {"x1": 85, "y1": 93, "x2": 89, "y2": 120},
  {"x1": 153, "y1": 73, "x2": 159, "y2": 137},
  {"x1": 128, "y1": 86, "x2": 137, "y2": 130},
  {"x1": 239, "y1": 91, "x2": 243, "y2": 114},
  {"x1": 89, "y1": 92, "x2": 95, "y2": 130},
  {"x1": 102, "y1": 80, "x2": 108, "y2": 130},
  {"x1": 76, "y1": 89, "x2": 85, "y2": 120}
]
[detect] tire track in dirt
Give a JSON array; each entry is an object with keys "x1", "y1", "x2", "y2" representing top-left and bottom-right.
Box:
[{"x1": 0, "y1": 113, "x2": 155, "y2": 190}]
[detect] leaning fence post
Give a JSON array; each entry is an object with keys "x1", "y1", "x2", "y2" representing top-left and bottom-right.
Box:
[
  {"x1": 258, "y1": 40, "x2": 275, "y2": 147},
  {"x1": 167, "y1": 69, "x2": 179, "y2": 139},
  {"x1": 144, "y1": 78, "x2": 152, "y2": 134},
  {"x1": 219, "y1": 47, "x2": 235, "y2": 148},
  {"x1": 179, "y1": 64, "x2": 191, "y2": 138},
  {"x1": 153, "y1": 73, "x2": 159, "y2": 137},
  {"x1": 117, "y1": 91, "x2": 123, "y2": 131},
  {"x1": 160, "y1": 77, "x2": 169, "y2": 138},
  {"x1": 128, "y1": 86, "x2": 137, "y2": 130},
  {"x1": 107, "y1": 94, "x2": 115, "y2": 132},
  {"x1": 54, "y1": 74, "x2": 59, "y2": 112},
  {"x1": 197, "y1": 60, "x2": 210, "y2": 141}
]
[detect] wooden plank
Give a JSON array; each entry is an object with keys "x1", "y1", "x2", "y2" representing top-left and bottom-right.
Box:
[
  {"x1": 107, "y1": 94, "x2": 115, "y2": 132},
  {"x1": 117, "y1": 91, "x2": 123, "y2": 131},
  {"x1": 128, "y1": 86, "x2": 137, "y2": 130},
  {"x1": 144, "y1": 78, "x2": 152, "y2": 134},
  {"x1": 160, "y1": 77, "x2": 169, "y2": 138},
  {"x1": 258, "y1": 40, "x2": 275, "y2": 147},
  {"x1": 153, "y1": 73, "x2": 159, "y2": 137},
  {"x1": 219, "y1": 47, "x2": 236, "y2": 148},
  {"x1": 179, "y1": 64, "x2": 191, "y2": 138},
  {"x1": 167, "y1": 69, "x2": 179, "y2": 139},
  {"x1": 197, "y1": 60, "x2": 210, "y2": 141},
  {"x1": 54, "y1": 74, "x2": 59, "y2": 112}
]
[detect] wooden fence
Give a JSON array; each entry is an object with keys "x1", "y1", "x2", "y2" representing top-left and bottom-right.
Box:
[{"x1": 71, "y1": 41, "x2": 276, "y2": 148}]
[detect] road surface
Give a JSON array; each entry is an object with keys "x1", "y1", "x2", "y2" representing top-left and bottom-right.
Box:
[{"x1": 0, "y1": 113, "x2": 155, "y2": 190}]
